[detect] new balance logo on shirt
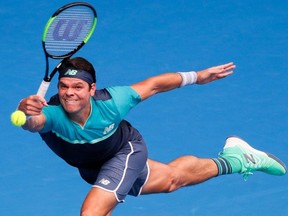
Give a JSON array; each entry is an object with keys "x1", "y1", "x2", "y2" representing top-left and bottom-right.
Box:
[{"x1": 103, "y1": 123, "x2": 115, "y2": 135}]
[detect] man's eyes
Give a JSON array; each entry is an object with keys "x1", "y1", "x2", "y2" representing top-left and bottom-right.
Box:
[{"x1": 60, "y1": 85, "x2": 83, "y2": 90}]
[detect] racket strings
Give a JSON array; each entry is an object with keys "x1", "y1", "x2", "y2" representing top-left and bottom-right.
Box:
[{"x1": 44, "y1": 6, "x2": 95, "y2": 57}]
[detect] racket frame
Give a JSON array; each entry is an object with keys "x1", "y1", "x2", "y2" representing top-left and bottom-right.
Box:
[{"x1": 37, "y1": 2, "x2": 97, "y2": 96}]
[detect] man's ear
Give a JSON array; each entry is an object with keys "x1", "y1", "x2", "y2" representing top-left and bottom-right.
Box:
[{"x1": 90, "y1": 83, "x2": 96, "y2": 96}]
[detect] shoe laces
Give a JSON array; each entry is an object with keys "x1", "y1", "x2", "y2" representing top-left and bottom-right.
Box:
[{"x1": 242, "y1": 170, "x2": 253, "y2": 181}]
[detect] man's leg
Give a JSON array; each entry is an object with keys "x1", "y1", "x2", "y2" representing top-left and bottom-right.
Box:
[
  {"x1": 80, "y1": 138, "x2": 148, "y2": 216},
  {"x1": 81, "y1": 187, "x2": 118, "y2": 216},
  {"x1": 141, "y1": 156, "x2": 218, "y2": 194},
  {"x1": 141, "y1": 136, "x2": 286, "y2": 194}
]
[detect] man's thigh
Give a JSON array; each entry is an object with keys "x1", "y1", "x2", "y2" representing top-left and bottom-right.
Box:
[
  {"x1": 141, "y1": 159, "x2": 175, "y2": 194},
  {"x1": 81, "y1": 187, "x2": 118, "y2": 216}
]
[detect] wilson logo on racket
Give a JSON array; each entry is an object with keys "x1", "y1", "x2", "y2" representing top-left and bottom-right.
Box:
[
  {"x1": 53, "y1": 20, "x2": 88, "y2": 41},
  {"x1": 64, "y1": 69, "x2": 78, "y2": 76}
]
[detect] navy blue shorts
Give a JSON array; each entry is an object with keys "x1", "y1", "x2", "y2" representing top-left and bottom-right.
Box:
[{"x1": 78, "y1": 139, "x2": 149, "y2": 202}]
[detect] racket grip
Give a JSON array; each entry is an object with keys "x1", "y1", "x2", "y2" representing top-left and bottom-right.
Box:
[{"x1": 37, "y1": 80, "x2": 50, "y2": 97}]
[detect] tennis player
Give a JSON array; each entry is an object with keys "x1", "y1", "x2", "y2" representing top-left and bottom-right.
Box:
[{"x1": 18, "y1": 57, "x2": 286, "y2": 216}]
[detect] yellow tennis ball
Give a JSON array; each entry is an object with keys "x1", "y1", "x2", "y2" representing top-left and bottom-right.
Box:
[{"x1": 11, "y1": 110, "x2": 27, "y2": 126}]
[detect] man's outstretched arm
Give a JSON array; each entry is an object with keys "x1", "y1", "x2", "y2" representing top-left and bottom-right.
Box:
[{"x1": 131, "y1": 62, "x2": 235, "y2": 100}]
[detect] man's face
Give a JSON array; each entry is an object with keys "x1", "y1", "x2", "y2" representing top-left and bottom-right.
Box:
[{"x1": 58, "y1": 77, "x2": 95, "y2": 116}]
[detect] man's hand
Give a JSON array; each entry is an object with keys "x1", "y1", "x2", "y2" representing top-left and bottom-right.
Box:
[
  {"x1": 18, "y1": 95, "x2": 48, "y2": 116},
  {"x1": 196, "y1": 62, "x2": 235, "y2": 84}
]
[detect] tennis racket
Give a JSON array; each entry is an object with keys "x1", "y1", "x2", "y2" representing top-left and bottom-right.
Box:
[
  {"x1": 37, "y1": 1, "x2": 97, "y2": 97},
  {"x1": 10, "y1": 2, "x2": 97, "y2": 126}
]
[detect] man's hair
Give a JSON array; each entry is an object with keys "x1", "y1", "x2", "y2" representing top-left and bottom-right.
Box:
[{"x1": 59, "y1": 57, "x2": 96, "y2": 83}]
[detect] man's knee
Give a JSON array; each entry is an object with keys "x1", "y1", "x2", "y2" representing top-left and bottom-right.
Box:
[
  {"x1": 81, "y1": 206, "x2": 111, "y2": 216},
  {"x1": 80, "y1": 208, "x2": 92, "y2": 216},
  {"x1": 80, "y1": 188, "x2": 117, "y2": 216},
  {"x1": 164, "y1": 167, "x2": 184, "y2": 193},
  {"x1": 80, "y1": 206, "x2": 97, "y2": 216}
]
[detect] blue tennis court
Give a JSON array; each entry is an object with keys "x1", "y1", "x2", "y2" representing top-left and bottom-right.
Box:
[{"x1": 1, "y1": 0, "x2": 287, "y2": 215}]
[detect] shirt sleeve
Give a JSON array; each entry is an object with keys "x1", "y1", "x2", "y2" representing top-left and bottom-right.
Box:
[
  {"x1": 40, "y1": 105, "x2": 66, "y2": 133},
  {"x1": 106, "y1": 86, "x2": 141, "y2": 119}
]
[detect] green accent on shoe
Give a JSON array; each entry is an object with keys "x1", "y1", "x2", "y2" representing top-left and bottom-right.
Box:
[{"x1": 219, "y1": 136, "x2": 287, "y2": 181}]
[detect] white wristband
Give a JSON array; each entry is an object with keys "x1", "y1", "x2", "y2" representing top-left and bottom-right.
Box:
[{"x1": 177, "y1": 71, "x2": 197, "y2": 87}]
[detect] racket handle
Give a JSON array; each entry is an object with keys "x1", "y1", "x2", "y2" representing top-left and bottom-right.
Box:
[{"x1": 37, "y1": 80, "x2": 50, "y2": 97}]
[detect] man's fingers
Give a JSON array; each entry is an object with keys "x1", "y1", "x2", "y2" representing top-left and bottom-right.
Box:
[
  {"x1": 217, "y1": 71, "x2": 234, "y2": 78},
  {"x1": 19, "y1": 95, "x2": 48, "y2": 116},
  {"x1": 222, "y1": 62, "x2": 236, "y2": 71}
]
